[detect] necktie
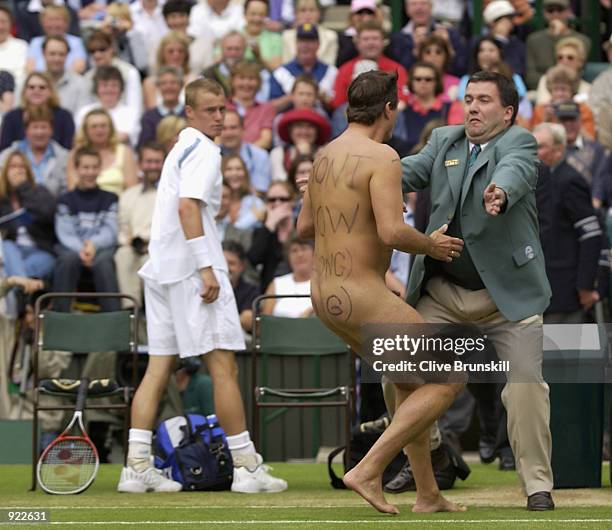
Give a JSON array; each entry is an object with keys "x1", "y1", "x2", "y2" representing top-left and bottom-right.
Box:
[{"x1": 468, "y1": 144, "x2": 481, "y2": 168}]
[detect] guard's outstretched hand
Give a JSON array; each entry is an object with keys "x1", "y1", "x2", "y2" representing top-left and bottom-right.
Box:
[{"x1": 484, "y1": 183, "x2": 507, "y2": 216}]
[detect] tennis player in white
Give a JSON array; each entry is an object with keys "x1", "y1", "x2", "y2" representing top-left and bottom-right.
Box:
[{"x1": 118, "y1": 79, "x2": 287, "y2": 494}]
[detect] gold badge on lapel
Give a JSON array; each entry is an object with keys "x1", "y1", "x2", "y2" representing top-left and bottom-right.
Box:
[{"x1": 445, "y1": 159, "x2": 460, "y2": 167}]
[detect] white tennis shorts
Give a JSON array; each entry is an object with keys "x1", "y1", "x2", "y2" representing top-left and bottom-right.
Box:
[{"x1": 144, "y1": 269, "x2": 246, "y2": 357}]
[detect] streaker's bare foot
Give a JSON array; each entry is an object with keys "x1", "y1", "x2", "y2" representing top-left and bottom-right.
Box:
[
  {"x1": 412, "y1": 494, "x2": 467, "y2": 513},
  {"x1": 344, "y1": 466, "x2": 399, "y2": 515}
]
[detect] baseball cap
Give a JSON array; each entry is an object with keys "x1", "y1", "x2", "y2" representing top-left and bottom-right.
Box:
[
  {"x1": 350, "y1": 0, "x2": 377, "y2": 13},
  {"x1": 555, "y1": 100, "x2": 580, "y2": 119},
  {"x1": 296, "y1": 23, "x2": 319, "y2": 40},
  {"x1": 483, "y1": 1, "x2": 516, "y2": 24}
]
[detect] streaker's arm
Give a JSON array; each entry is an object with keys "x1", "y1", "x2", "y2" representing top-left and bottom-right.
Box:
[{"x1": 297, "y1": 188, "x2": 315, "y2": 239}]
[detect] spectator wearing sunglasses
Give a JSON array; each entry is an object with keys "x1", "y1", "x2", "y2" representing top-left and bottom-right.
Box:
[
  {"x1": 0, "y1": 72, "x2": 74, "y2": 151},
  {"x1": 247, "y1": 181, "x2": 296, "y2": 291},
  {"x1": 531, "y1": 65, "x2": 596, "y2": 140},
  {"x1": 416, "y1": 35, "x2": 460, "y2": 104},
  {"x1": 83, "y1": 31, "x2": 143, "y2": 115},
  {"x1": 394, "y1": 62, "x2": 451, "y2": 155},
  {"x1": 525, "y1": 0, "x2": 590, "y2": 90},
  {"x1": 535, "y1": 36, "x2": 591, "y2": 105}
]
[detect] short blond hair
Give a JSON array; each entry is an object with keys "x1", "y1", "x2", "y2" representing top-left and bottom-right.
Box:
[
  {"x1": 184, "y1": 78, "x2": 224, "y2": 109},
  {"x1": 230, "y1": 61, "x2": 262, "y2": 94},
  {"x1": 555, "y1": 36, "x2": 587, "y2": 63}
]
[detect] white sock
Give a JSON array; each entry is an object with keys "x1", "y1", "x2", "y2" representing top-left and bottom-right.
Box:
[
  {"x1": 127, "y1": 428, "x2": 153, "y2": 472},
  {"x1": 430, "y1": 423, "x2": 442, "y2": 451},
  {"x1": 227, "y1": 430, "x2": 256, "y2": 460}
]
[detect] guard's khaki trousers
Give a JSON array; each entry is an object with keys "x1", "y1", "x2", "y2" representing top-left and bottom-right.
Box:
[{"x1": 386, "y1": 276, "x2": 553, "y2": 496}]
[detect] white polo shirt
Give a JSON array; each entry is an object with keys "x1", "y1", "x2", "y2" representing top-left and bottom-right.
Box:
[
  {"x1": 139, "y1": 127, "x2": 227, "y2": 285},
  {"x1": 187, "y1": 0, "x2": 245, "y2": 41}
]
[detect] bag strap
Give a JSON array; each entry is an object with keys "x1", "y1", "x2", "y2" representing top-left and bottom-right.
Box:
[
  {"x1": 194, "y1": 418, "x2": 218, "y2": 439},
  {"x1": 193, "y1": 419, "x2": 227, "y2": 455},
  {"x1": 182, "y1": 414, "x2": 197, "y2": 443},
  {"x1": 327, "y1": 446, "x2": 347, "y2": 490}
]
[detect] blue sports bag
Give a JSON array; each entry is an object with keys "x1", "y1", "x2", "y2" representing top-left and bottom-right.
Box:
[{"x1": 154, "y1": 414, "x2": 234, "y2": 491}]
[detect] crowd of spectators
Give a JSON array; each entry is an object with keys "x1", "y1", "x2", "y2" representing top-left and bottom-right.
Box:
[
  {"x1": 0, "y1": 0, "x2": 610, "y2": 471},
  {"x1": 0, "y1": 0, "x2": 611, "y2": 364}
]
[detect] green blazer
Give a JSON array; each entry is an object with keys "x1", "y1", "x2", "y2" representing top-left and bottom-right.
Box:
[{"x1": 401, "y1": 125, "x2": 551, "y2": 322}]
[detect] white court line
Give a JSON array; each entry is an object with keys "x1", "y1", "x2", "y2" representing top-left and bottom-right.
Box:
[
  {"x1": 1, "y1": 504, "x2": 607, "y2": 510},
  {"x1": 31, "y1": 518, "x2": 612, "y2": 526},
  {"x1": 2, "y1": 506, "x2": 369, "y2": 510}
]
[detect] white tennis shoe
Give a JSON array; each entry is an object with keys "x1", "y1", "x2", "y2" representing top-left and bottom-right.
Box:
[
  {"x1": 117, "y1": 465, "x2": 182, "y2": 493},
  {"x1": 231, "y1": 453, "x2": 288, "y2": 493}
]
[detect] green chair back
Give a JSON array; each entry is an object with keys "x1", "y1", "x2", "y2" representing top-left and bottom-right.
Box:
[
  {"x1": 255, "y1": 314, "x2": 351, "y2": 460},
  {"x1": 40, "y1": 310, "x2": 133, "y2": 353},
  {"x1": 258, "y1": 315, "x2": 347, "y2": 355}
]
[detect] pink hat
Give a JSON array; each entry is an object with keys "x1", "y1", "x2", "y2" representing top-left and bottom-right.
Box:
[{"x1": 350, "y1": 0, "x2": 377, "y2": 13}]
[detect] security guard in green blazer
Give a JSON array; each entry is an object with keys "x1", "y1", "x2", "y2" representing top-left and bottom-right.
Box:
[{"x1": 400, "y1": 71, "x2": 554, "y2": 511}]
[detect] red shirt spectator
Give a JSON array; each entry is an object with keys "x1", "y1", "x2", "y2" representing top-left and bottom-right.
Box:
[
  {"x1": 226, "y1": 99, "x2": 276, "y2": 146},
  {"x1": 332, "y1": 21, "x2": 408, "y2": 110}
]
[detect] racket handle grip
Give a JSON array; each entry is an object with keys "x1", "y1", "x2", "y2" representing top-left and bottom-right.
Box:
[{"x1": 76, "y1": 377, "x2": 89, "y2": 412}]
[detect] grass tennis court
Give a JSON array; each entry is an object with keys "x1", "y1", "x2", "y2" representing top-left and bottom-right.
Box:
[{"x1": 1, "y1": 462, "x2": 610, "y2": 529}]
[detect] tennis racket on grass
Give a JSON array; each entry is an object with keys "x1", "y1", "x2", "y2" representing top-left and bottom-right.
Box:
[{"x1": 36, "y1": 377, "x2": 99, "y2": 494}]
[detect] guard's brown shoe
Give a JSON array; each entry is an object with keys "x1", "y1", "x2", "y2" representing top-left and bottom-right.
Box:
[{"x1": 527, "y1": 491, "x2": 554, "y2": 511}]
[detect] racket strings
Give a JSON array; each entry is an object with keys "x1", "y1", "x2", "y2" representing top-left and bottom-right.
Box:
[{"x1": 38, "y1": 439, "x2": 97, "y2": 493}]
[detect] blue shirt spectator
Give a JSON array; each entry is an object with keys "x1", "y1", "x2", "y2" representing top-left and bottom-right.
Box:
[
  {"x1": 25, "y1": 5, "x2": 87, "y2": 74},
  {"x1": 270, "y1": 58, "x2": 337, "y2": 100},
  {"x1": 137, "y1": 66, "x2": 185, "y2": 149},
  {"x1": 220, "y1": 109, "x2": 272, "y2": 194},
  {"x1": 52, "y1": 147, "x2": 120, "y2": 312},
  {"x1": 55, "y1": 187, "x2": 118, "y2": 253},
  {"x1": 27, "y1": 33, "x2": 87, "y2": 73},
  {"x1": 270, "y1": 24, "x2": 337, "y2": 106}
]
